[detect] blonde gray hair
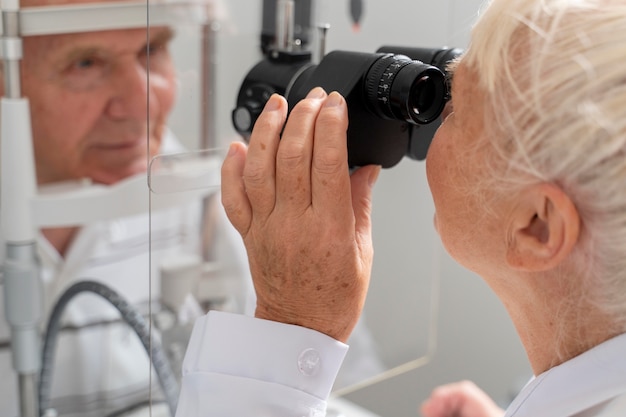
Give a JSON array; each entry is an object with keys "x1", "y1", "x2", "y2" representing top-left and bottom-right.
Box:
[{"x1": 464, "y1": 0, "x2": 626, "y2": 330}]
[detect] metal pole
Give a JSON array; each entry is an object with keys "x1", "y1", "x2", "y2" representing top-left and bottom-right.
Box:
[
  {"x1": 200, "y1": 19, "x2": 219, "y2": 151},
  {"x1": 199, "y1": 19, "x2": 221, "y2": 263},
  {"x1": 276, "y1": 0, "x2": 295, "y2": 51}
]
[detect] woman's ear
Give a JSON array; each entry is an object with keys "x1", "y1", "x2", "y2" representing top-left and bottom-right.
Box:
[{"x1": 506, "y1": 183, "x2": 580, "y2": 271}]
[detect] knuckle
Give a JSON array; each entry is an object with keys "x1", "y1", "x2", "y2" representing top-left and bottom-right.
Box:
[
  {"x1": 292, "y1": 98, "x2": 322, "y2": 116},
  {"x1": 222, "y1": 198, "x2": 240, "y2": 220},
  {"x1": 318, "y1": 105, "x2": 347, "y2": 129},
  {"x1": 313, "y1": 147, "x2": 344, "y2": 174},
  {"x1": 243, "y1": 159, "x2": 268, "y2": 187},
  {"x1": 277, "y1": 141, "x2": 307, "y2": 168},
  {"x1": 251, "y1": 114, "x2": 281, "y2": 137},
  {"x1": 221, "y1": 196, "x2": 249, "y2": 236}
]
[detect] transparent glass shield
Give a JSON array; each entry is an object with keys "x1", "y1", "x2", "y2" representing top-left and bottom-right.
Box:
[
  {"x1": 146, "y1": 2, "x2": 262, "y2": 414},
  {"x1": 333, "y1": 158, "x2": 441, "y2": 397},
  {"x1": 147, "y1": 1, "x2": 443, "y2": 410},
  {"x1": 148, "y1": 148, "x2": 242, "y2": 413}
]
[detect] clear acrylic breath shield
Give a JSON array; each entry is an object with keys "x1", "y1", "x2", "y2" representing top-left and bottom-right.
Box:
[{"x1": 148, "y1": 0, "x2": 443, "y2": 406}]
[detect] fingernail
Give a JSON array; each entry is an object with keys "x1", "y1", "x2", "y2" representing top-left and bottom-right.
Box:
[
  {"x1": 306, "y1": 87, "x2": 327, "y2": 99},
  {"x1": 264, "y1": 94, "x2": 283, "y2": 111},
  {"x1": 227, "y1": 142, "x2": 238, "y2": 157},
  {"x1": 324, "y1": 92, "x2": 344, "y2": 107}
]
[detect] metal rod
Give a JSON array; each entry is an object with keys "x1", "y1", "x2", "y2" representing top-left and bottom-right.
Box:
[
  {"x1": 2, "y1": 10, "x2": 22, "y2": 98},
  {"x1": 316, "y1": 23, "x2": 330, "y2": 63},
  {"x1": 19, "y1": 374, "x2": 39, "y2": 417},
  {"x1": 200, "y1": 20, "x2": 221, "y2": 263},
  {"x1": 200, "y1": 20, "x2": 219, "y2": 151},
  {"x1": 276, "y1": 0, "x2": 295, "y2": 51}
]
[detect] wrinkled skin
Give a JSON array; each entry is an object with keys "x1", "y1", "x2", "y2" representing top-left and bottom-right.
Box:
[
  {"x1": 221, "y1": 88, "x2": 381, "y2": 342},
  {"x1": 20, "y1": 26, "x2": 176, "y2": 186}
]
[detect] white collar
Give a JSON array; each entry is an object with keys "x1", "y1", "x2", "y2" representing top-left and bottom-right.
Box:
[{"x1": 505, "y1": 332, "x2": 626, "y2": 417}]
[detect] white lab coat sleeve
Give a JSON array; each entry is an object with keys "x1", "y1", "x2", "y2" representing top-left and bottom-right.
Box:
[{"x1": 175, "y1": 310, "x2": 349, "y2": 417}]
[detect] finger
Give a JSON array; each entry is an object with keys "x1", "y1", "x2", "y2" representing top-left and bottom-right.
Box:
[
  {"x1": 221, "y1": 142, "x2": 252, "y2": 236},
  {"x1": 420, "y1": 391, "x2": 457, "y2": 417},
  {"x1": 311, "y1": 92, "x2": 351, "y2": 221},
  {"x1": 420, "y1": 399, "x2": 446, "y2": 417},
  {"x1": 350, "y1": 165, "x2": 381, "y2": 249},
  {"x1": 421, "y1": 381, "x2": 503, "y2": 417},
  {"x1": 421, "y1": 384, "x2": 460, "y2": 417},
  {"x1": 243, "y1": 94, "x2": 287, "y2": 221},
  {"x1": 275, "y1": 87, "x2": 327, "y2": 213}
]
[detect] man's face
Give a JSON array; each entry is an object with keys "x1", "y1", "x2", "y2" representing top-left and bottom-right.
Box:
[
  {"x1": 19, "y1": 22, "x2": 176, "y2": 185},
  {"x1": 426, "y1": 61, "x2": 509, "y2": 274}
]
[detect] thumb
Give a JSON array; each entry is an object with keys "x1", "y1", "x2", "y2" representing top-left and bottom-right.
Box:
[{"x1": 350, "y1": 165, "x2": 381, "y2": 240}]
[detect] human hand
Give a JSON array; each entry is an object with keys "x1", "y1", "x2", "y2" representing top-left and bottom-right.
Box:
[
  {"x1": 221, "y1": 88, "x2": 381, "y2": 342},
  {"x1": 421, "y1": 381, "x2": 505, "y2": 417}
]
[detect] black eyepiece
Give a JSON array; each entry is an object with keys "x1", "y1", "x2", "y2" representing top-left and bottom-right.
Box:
[
  {"x1": 365, "y1": 54, "x2": 447, "y2": 125},
  {"x1": 406, "y1": 69, "x2": 446, "y2": 124},
  {"x1": 233, "y1": 46, "x2": 462, "y2": 167}
]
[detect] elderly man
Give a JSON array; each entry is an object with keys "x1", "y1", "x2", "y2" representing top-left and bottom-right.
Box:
[{"x1": 0, "y1": 0, "x2": 235, "y2": 415}]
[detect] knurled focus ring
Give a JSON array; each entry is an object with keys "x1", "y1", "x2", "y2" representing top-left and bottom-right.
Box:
[{"x1": 365, "y1": 54, "x2": 412, "y2": 119}]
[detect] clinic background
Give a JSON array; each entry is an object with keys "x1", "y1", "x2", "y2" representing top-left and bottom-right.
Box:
[{"x1": 166, "y1": 0, "x2": 531, "y2": 415}]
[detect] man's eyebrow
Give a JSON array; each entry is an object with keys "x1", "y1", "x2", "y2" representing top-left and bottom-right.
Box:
[
  {"x1": 148, "y1": 27, "x2": 176, "y2": 45},
  {"x1": 54, "y1": 27, "x2": 176, "y2": 61},
  {"x1": 444, "y1": 56, "x2": 464, "y2": 102}
]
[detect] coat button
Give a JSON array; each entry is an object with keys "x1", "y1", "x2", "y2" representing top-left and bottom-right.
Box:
[{"x1": 297, "y1": 348, "x2": 321, "y2": 376}]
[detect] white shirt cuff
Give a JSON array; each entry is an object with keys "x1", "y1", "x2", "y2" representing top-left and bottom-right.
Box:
[{"x1": 181, "y1": 310, "x2": 349, "y2": 400}]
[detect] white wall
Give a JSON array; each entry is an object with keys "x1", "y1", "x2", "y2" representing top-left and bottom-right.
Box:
[{"x1": 167, "y1": 1, "x2": 531, "y2": 416}]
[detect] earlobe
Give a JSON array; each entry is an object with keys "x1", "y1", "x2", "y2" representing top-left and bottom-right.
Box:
[{"x1": 506, "y1": 183, "x2": 580, "y2": 271}]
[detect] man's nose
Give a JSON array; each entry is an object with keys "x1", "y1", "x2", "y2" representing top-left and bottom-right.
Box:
[{"x1": 105, "y1": 62, "x2": 156, "y2": 120}]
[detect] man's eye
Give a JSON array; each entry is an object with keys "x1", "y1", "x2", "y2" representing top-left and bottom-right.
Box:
[
  {"x1": 441, "y1": 101, "x2": 454, "y2": 122},
  {"x1": 68, "y1": 55, "x2": 104, "y2": 73},
  {"x1": 141, "y1": 42, "x2": 171, "y2": 71},
  {"x1": 75, "y1": 58, "x2": 96, "y2": 69},
  {"x1": 144, "y1": 43, "x2": 165, "y2": 57},
  {"x1": 60, "y1": 55, "x2": 108, "y2": 91}
]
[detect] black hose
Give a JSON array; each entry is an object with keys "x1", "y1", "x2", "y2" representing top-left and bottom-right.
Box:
[{"x1": 39, "y1": 280, "x2": 179, "y2": 417}]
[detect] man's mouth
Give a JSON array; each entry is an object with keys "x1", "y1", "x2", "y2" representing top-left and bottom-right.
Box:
[{"x1": 92, "y1": 138, "x2": 146, "y2": 151}]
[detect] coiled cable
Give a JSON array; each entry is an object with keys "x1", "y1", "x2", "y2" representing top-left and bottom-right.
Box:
[{"x1": 38, "y1": 280, "x2": 179, "y2": 417}]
